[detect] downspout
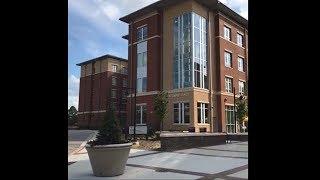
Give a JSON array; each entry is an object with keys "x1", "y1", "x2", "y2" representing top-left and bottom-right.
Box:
[{"x1": 207, "y1": 10, "x2": 213, "y2": 133}]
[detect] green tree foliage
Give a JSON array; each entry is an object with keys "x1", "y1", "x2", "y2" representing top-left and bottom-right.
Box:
[
  {"x1": 154, "y1": 91, "x2": 168, "y2": 131},
  {"x1": 236, "y1": 96, "x2": 248, "y2": 128},
  {"x1": 68, "y1": 106, "x2": 78, "y2": 126},
  {"x1": 88, "y1": 107, "x2": 124, "y2": 146}
]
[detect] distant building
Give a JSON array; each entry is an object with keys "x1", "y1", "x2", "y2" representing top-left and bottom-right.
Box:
[{"x1": 77, "y1": 54, "x2": 128, "y2": 129}]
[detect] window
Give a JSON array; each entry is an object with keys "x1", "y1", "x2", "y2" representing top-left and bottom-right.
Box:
[
  {"x1": 225, "y1": 106, "x2": 235, "y2": 133},
  {"x1": 197, "y1": 102, "x2": 209, "y2": 124},
  {"x1": 137, "y1": 77, "x2": 147, "y2": 92},
  {"x1": 225, "y1": 51, "x2": 232, "y2": 67},
  {"x1": 111, "y1": 89, "x2": 117, "y2": 98},
  {"x1": 137, "y1": 41, "x2": 147, "y2": 93},
  {"x1": 122, "y1": 67, "x2": 128, "y2": 75},
  {"x1": 122, "y1": 91, "x2": 127, "y2": 99},
  {"x1": 238, "y1": 57, "x2": 244, "y2": 72},
  {"x1": 111, "y1": 101, "x2": 117, "y2": 110},
  {"x1": 112, "y1": 76, "x2": 117, "y2": 86},
  {"x1": 137, "y1": 26, "x2": 147, "y2": 42},
  {"x1": 173, "y1": 102, "x2": 190, "y2": 124},
  {"x1": 237, "y1": 33, "x2": 243, "y2": 47},
  {"x1": 112, "y1": 65, "x2": 118, "y2": 72},
  {"x1": 136, "y1": 105, "x2": 146, "y2": 125},
  {"x1": 120, "y1": 99, "x2": 126, "y2": 111},
  {"x1": 123, "y1": 78, "x2": 127, "y2": 87},
  {"x1": 225, "y1": 77, "x2": 233, "y2": 93},
  {"x1": 239, "y1": 81, "x2": 245, "y2": 94},
  {"x1": 224, "y1": 26, "x2": 231, "y2": 40},
  {"x1": 173, "y1": 12, "x2": 207, "y2": 89}
]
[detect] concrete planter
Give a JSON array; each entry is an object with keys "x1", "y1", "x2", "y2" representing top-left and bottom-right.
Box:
[{"x1": 85, "y1": 142, "x2": 132, "y2": 177}]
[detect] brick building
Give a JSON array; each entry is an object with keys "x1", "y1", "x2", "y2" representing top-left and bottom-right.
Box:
[
  {"x1": 120, "y1": 0, "x2": 248, "y2": 133},
  {"x1": 77, "y1": 54, "x2": 128, "y2": 129}
]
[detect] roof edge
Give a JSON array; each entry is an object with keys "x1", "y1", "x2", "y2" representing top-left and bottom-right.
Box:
[{"x1": 76, "y1": 54, "x2": 127, "y2": 66}]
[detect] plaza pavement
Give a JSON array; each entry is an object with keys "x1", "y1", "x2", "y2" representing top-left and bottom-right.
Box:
[{"x1": 68, "y1": 141, "x2": 248, "y2": 180}]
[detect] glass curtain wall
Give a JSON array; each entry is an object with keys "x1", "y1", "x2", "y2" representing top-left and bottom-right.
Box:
[{"x1": 174, "y1": 12, "x2": 207, "y2": 89}]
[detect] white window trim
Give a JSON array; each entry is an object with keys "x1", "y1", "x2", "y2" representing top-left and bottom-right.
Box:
[
  {"x1": 197, "y1": 102, "x2": 209, "y2": 124},
  {"x1": 237, "y1": 57, "x2": 244, "y2": 72},
  {"x1": 224, "y1": 49, "x2": 233, "y2": 53},
  {"x1": 112, "y1": 64, "x2": 118, "y2": 72},
  {"x1": 239, "y1": 81, "x2": 245, "y2": 94},
  {"x1": 173, "y1": 102, "x2": 190, "y2": 124},
  {"x1": 225, "y1": 75, "x2": 233, "y2": 79},
  {"x1": 137, "y1": 25, "x2": 148, "y2": 43},
  {"x1": 224, "y1": 51, "x2": 232, "y2": 68},
  {"x1": 136, "y1": 105, "x2": 146, "y2": 125},
  {"x1": 237, "y1": 31, "x2": 244, "y2": 35}
]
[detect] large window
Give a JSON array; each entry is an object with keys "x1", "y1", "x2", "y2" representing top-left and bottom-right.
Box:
[
  {"x1": 237, "y1": 33, "x2": 243, "y2": 47},
  {"x1": 224, "y1": 26, "x2": 231, "y2": 40},
  {"x1": 225, "y1": 77, "x2": 233, "y2": 93},
  {"x1": 225, "y1": 106, "x2": 235, "y2": 133},
  {"x1": 197, "y1": 102, "x2": 209, "y2": 124},
  {"x1": 238, "y1": 57, "x2": 244, "y2": 72},
  {"x1": 137, "y1": 41, "x2": 147, "y2": 93},
  {"x1": 136, "y1": 105, "x2": 146, "y2": 125},
  {"x1": 239, "y1": 81, "x2": 245, "y2": 94},
  {"x1": 137, "y1": 26, "x2": 147, "y2": 42},
  {"x1": 173, "y1": 102, "x2": 190, "y2": 124},
  {"x1": 173, "y1": 12, "x2": 207, "y2": 89},
  {"x1": 225, "y1": 51, "x2": 232, "y2": 68}
]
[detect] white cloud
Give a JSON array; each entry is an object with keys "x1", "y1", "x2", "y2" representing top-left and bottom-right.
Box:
[
  {"x1": 68, "y1": 74, "x2": 80, "y2": 109},
  {"x1": 219, "y1": 0, "x2": 248, "y2": 19}
]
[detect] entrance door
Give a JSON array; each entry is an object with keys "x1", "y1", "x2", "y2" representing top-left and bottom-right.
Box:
[{"x1": 225, "y1": 106, "x2": 235, "y2": 133}]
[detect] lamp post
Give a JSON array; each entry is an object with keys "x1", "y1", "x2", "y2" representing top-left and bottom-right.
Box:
[{"x1": 123, "y1": 87, "x2": 137, "y2": 141}]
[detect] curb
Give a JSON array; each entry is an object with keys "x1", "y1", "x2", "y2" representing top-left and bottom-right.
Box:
[{"x1": 68, "y1": 131, "x2": 98, "y2": 156}]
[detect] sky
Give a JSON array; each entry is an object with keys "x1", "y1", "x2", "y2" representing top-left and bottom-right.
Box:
[{"x1": 68, "y1": 0, "x2": 248, "y2": 109}]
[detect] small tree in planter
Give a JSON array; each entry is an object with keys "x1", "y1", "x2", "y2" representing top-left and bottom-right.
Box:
[
  {"x1": 86, "y1": 107, "x2": 132, "y2": 177},
  {"x1": 154, "y1": 91, "x2": 168, "y2": 132}
]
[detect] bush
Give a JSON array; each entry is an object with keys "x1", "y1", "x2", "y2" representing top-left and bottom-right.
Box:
[{"x1": 88, "y1": 107, "x2": 127, "y2": 146}]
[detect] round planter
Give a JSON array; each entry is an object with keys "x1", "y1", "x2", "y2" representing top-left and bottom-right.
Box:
[{"x1": 86, "y1": 142, "x2": 132, "y2": 177}]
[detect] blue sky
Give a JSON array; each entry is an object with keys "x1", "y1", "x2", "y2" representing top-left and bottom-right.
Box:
[{"x1": 68, "y1": 0, "x2": 248, "y2": 109}]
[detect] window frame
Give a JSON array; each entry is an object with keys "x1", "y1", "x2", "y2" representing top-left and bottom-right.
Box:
[
  {"x1": 224, "y1": 26, "x2": 231, "y2": 41},
  {"x1": 225, "y1": 51, "x2": 232, "y2": 68},
  {"x1": 225, "y1": 77, "x2": 233, "y2": 93},
  {"x1": 112, "y1": 64, "x2": 118, "y2": 72},
  {"x1": 238, "y1": 56, "x2": 244, "y2": 72},
  {"x1": 173, "y1": 102, "x2": 190, "y2": 124}
]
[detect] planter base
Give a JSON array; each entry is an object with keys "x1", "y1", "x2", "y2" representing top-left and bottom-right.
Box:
[{"x1": 86, "y1": 143, "x2": 132, "y2": 177}]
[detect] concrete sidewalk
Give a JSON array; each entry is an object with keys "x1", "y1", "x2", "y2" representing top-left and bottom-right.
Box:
[
  {"x1": 68, "y1": 141, "x2": 248, "y2": 179},
  {"x1": 68, "y1": 130, "x2": 97, "y2": 156}
]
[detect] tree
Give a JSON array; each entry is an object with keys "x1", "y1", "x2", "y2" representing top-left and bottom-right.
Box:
[
  {"x1": 68, "y1": 106, "x2": 78, "y2": 126},
  {"x1": 88, "y1": 107, "x2": 123, "y2": 146},
  {"x1": 235, "y1": 96, "x2": 248, "y2": 132},
  {"x1": 154, "y1": 91, "x2": 168, "y2": 132}
]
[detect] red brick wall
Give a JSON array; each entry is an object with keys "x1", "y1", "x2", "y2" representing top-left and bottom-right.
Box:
[
  {"x1": 78, "y1": 65, "x2": 128, "y2": 129},
  {"x1": 126, "y1": 94, "x2": 160, "y2": 131}
]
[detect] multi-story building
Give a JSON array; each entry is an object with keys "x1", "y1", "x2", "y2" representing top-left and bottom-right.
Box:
[
  {"x1": 120, "y1": 0, "x2": 248, "y2": 133},
  {"x1": 77, "y1": 54, "x2": 128, "y2": 129}
]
